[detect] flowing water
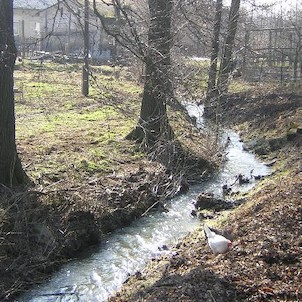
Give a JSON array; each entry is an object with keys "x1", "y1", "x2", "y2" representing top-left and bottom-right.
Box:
[{"x1": 19, "y1": 104, "x2": 271, "y2": 302}]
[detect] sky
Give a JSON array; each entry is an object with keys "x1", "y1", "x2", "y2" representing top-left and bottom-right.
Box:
[
  {"x1": 246, "y1": 0, "x2": 297, "y2": 12},
  {"x1": 224, "y1": 0, "x2": 297, "y2": 12},
  {"x1": 255, "y1": 0, "x2": 294, "y2": 8}
]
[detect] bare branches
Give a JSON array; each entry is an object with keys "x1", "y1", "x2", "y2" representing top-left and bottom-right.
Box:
[{"x1": 92, "y1": 0, "x2": 147, "y2": 60}]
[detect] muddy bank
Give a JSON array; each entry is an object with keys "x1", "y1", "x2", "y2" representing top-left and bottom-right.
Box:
[
  {"x1": 0, "y1": 134, "x2": 214, "y2": 301},
  {"x1": 109, "y1": 91, "x2": 302, "y2": 302},
  {"x1": 205, "y1": 91, "x2": 302, "y2": 157},
  {"x1": 110, "y1": 172, "x2": 301, "y2": 302}
]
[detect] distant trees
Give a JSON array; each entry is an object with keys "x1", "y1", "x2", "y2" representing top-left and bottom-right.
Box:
[
  {"x1": 217, "y1": 0, "x2": 241, "y2": 93},
  {"x1": 0, "y1": 0, "x2": 27, "y2": 186},
  {"x1": 175, "y1": 0, "x2": 214, "y2": 58},
  {"x1": 236, "y1": 2, "x2": 302, "y2": 84},
  {"x1": 207, "y1": 0, "x2": 240, "y2": 101},
  {"x1": 206, "y1": 0, "x2": 241, "y2": 99}
]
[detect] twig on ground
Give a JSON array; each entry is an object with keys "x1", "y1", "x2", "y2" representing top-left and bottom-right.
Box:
[{"x1": 209, "y1": 290, "x2": 217, "y2": 302}]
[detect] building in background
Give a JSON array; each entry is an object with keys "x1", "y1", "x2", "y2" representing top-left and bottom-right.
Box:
[{"x1": 13, "y1": 0, "x2": 116, "y2": 62}]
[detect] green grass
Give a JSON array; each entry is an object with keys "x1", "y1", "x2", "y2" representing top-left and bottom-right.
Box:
[
  {"x1": 228, "y1": 80, "x2": 256, "y2": 93},
  {"x1": 15, "y1": 59, "x2": 261, "y2": 184},
  {"x1": 14, "y1": 61, "x2": 141, "y2": 183}
]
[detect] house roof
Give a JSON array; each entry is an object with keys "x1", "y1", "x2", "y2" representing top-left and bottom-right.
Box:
[{"x1": 14, "y1": 0, "x2": 58, "y2": 10}]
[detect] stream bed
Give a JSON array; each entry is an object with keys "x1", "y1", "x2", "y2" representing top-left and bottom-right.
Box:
[{"x1": 19, "y1": 104, "x2": 271, "y2": 302}]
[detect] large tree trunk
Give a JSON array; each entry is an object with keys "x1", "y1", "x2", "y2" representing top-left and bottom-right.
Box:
[
  {"x1": 206, "y1": 0, "x2": 223, "y2": 101},
  {"x1": 0, "y1": 0, "x2": 27, "y2": 186},
  {"x1": 126, "y1": 0, "x2": 174, "y2": 147},
  {"x1": 217, "y1": 0, "x2": 241, "y2": 93}
]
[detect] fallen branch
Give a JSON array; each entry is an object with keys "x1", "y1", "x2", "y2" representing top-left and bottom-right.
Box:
[{"x1": 141, "y1": 199, "x2": 162, "y2": 216}]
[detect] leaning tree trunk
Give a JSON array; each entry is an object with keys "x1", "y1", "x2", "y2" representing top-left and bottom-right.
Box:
[
  {"x1": 217, "y1": 0, "x2": 241, "y2": 93},
  {"x1": 206, "y1": 0, "x2": 223, "y2": 101},
  {"x1": 0, "y1": 0, "x2": 27, "y2": 186},
  {"x1": 126, "y1": 0, "x2": 174, "y2": 147},
  {"x1": 293, "y1": 42, "x2": 301, "y2": 82}
]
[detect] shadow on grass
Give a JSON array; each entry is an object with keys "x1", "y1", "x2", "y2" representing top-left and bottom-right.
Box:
[{"x1": 121, "y1": 266, "x2": 239, "y2": 302}]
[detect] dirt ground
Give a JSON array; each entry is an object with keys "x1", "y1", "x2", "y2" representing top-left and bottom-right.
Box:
[
  {"x1": 108, "y1": 90, "x2": 302, "y2": 302},
  {"x1": 0, "y1": 144, "x2": 212, "y2": 301}
]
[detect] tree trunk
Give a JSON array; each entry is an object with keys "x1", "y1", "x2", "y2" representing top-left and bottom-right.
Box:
[
  {"x1": 206, "y1": 0, "x2": 223, "y2": 101},
  {"x1": 126, "y1": 0, "x2": 174, "y2": 147},
  {"x1": 217, "y1": 0, "x2": 241, "y2": 93},
  {"x1": 0, "y1": 0, "x2": 27, "y2": 186},
  {"x1": 82, "y1": 0, "x2": 89, "y2": 97}
]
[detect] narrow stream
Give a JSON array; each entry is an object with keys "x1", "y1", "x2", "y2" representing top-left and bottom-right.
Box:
[{"x1": 19, "y1": 104, "x2": 271, "y2": 302}]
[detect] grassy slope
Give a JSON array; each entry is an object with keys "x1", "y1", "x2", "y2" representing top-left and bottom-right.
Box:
[
  {"x1": 15, "y1": 62, "x2": 140, "y2": 182},
  {"x1": 109, "y1": 84, "x2": 302, "y2": 301},
  {"x1": 14, "y1": 61, "x2": 217, "y2": 186}
]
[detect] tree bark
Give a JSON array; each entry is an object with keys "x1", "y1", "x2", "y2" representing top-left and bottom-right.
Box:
[
  {"x1": 217, "y1": 0, "x2": 241, "y2": 93},
  {"x1": 82, "y1": 0, "x2": 89, "y2": 96},
  {"x1": 0, "y1": 0, "x2": 27, "y2": 186},
  {"x1": 206, "y1": 0, "x2": 223, "y2": 101},
  {"x1": 126, "y1": 0, "x2": 174, "y2": 147}
]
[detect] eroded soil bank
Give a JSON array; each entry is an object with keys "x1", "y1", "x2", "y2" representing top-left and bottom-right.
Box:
[
  {"x1": 0, "y1": 103, "x2": 216, "y2": 300},
  {"x1": 109, "y1": 90, "x2": 302, "y2": 302}
]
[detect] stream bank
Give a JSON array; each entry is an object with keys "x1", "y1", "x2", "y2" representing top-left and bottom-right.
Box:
[
  {"x1": 0, "y1": 103, "x2": 216, "y2": 301},
  {"x1": 109, "y1": 90, "x2": 302, "y2": 302},
  {"x1": 19, "y1": 106, "x2": 271, "y2": 301}
]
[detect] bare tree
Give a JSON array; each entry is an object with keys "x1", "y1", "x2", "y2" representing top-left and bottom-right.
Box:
[
  {"x1": 82, "y1": 0, "x2": 90, "y2": 96},
  {"x1": 217, "y1": 0, "x2": 241, "y2": 93},
  {"x1": 206, "y1": 0, "x2": 223, "y2": 99},
  {"x1": 126, "y1": 0, "x2": 174, "y2": 146},
  {"x1": 94, "y1": 0, "x2": 174, "y2": 148},
  {"x1": 175, "y1": 0, "x2": 214, "y2": 57},
  {"x1": 0, "y1": 0, "x2": 27, "y2": 186}
]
